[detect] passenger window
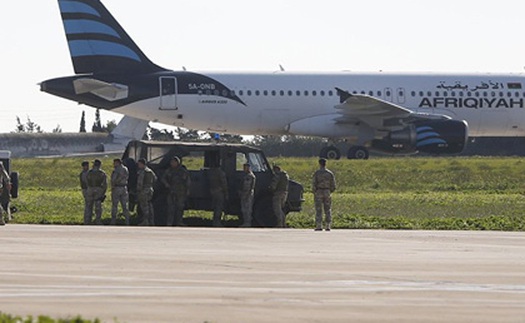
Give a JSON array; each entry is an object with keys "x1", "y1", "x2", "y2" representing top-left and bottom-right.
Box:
[
  {"x1": 214, "y1": 90, "x2": 220, "y2": 96},
  {"x1": 443, "y1": 92, "x2": 448, "y2": 97},
  {"x1": 288, "y1": 90, "x2": 293, "y2": 96},
  {"x1": 411, "y1": 91, "x2": 416, "y2": 97},
  {"x1": 222, "y1": 90, "x2": 228, "y2": 96},
  {"x1": 247, "y1": 90, "x2": 252, "y2": 96},
  {"x1": 377, "y1": 91, "x2": 382, "y2": 96},
  {"x1": 328, "y1": 90, "x2": 333, "y2": 96},
  {"x1": 255, "y1": 90, "x2": 260, "y2": 96},
  {"x1": 312, "y1": 91, "x2": 317, "y2": 96},
  {"x1": 368, "y1": 91, "x2": 373, "y2": 96},
  {"x1": 239, "y1": 90, "x2": 244, "y2": 96},
  {"x1": 280, "y1": 90, "x2": 284, "y2": 96},
  {"x1": 296, "y1": 90, "x2": 301, "y2": 96},
  {"x1": 320, "y1": 90, "x2": 325, "y2": 96},
  {"x1": 271, "y1": 90, "x2": 276, "y2": 96},
  {"x1": 419, "y1": 91, "x2": 424, "y2": 97},
  {"x1": 304, "y1": 91, "x2": 309, "y2": 96},
  {"x1": 263, "y1": 90, "x2": 268, "y2": 96}
]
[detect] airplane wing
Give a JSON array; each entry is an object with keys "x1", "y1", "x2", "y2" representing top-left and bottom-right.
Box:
[{"x1": 334, "y1": 88, "x2": 450, "y2": 130}]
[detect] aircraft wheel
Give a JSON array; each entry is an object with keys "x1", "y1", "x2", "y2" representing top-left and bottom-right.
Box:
[
  {"x1": 347, "y1": 146, "x2": 369, "y2": 160},
  {"x1": 320, "y1": 146, "x2": 341, "y2": 160}
]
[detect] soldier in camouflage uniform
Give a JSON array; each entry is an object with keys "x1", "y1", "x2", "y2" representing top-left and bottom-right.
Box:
[
  {"x1": 208, "y1": 165, "x2": 228, "y2": 227},
  {"x1": 0, "y1": 162, "x2": 11, "y2": 226},
  {"x1": 137, "y1": 158, "x2": 157, "y2": 226},
  {"x1": 79, "y1": 161, "x2": 89, "y2": 224},
  {"x1": 312, "y1": 158, "x2": 336, "y2": 231},
  {"x1": 85, "y1": 159, "x2": 107, "y2": 225},
  {"x1": 239, "y1": 163, "x2": 256, "y2": 227},
  {"x1": 270, "y1": 164, "x2": 289, "y2": 228},
  {"x1": 111, "y1": 158, "x2": 131, "y2": 225},
  {"x1": 161, "y1": 157, "x2": 190, "y2": 226}
]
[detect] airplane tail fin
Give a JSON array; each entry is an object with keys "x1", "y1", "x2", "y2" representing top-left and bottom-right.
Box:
[{"x1": 58, "y1": 0, "x2": 165, "y2": 75}]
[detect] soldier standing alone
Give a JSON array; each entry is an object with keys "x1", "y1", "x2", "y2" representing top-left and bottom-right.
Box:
[
  {"x1": 161, "y1": 157, "x2": 190, "y2": 226},
  {"x1": 313, "y1": 158, "x2": 336, "y2": 231},
  {"x1": 79, "y1": 161, "x2": 89, "y2": 224},
  {"x1": 0, "y1": 162, "x2": 11, "y2": 226},
  {"x1": 208, "y1": 164, "x2": 228, "y2": 227},
  {"x1": 270, "y1": 164, "x2": 289, "y2": 228},
  {"x1": 239, "y1": 163, "x2": 256, "y2": 227},
  {"x1": 111, "y1": 158, "x2": 131, "y2": 225},
  {"x1": 137, "y1": 158, "x2": 157, "y2": 226},
  {"x1": 85, "y1": 159, "x2": 107, "y2": 225}
]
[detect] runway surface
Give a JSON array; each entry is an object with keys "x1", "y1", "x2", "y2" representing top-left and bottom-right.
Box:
[{"x1": 1, "y1": 225, "x2": 525, "y2": 322}]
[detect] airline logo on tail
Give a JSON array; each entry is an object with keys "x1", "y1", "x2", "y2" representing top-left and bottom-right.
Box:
[{"x1": 58, "y1": 0, "x2": 163, "y2": 74}]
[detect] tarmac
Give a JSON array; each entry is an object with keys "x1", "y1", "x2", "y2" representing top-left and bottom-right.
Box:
[{"x1": 1, "y1": 225, "x2": 525, "y2": 323}]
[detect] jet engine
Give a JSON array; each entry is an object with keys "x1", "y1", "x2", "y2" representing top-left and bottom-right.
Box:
[{"x1": 372, "y1": 119, "x2": 468, "y2": 155}]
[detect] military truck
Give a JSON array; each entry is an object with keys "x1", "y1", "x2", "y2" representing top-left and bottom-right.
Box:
[
  {"x1": 122, "y1": 140, "x2": 304, "y2": 227},
  {"x1": 0, "y1": 151, "x2": 19, "y2": 221}
]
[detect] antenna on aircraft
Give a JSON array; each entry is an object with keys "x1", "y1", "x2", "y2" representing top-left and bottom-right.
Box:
[
  {"x1": 182, "y1": 66, "x2": 187, "y2": 71},
  {"x1": 279, "y1": 65, "x2": 285, "y2": 72}
]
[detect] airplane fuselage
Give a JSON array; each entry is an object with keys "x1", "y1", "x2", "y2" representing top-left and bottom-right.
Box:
[
  {"x1": 42, "y1": 0, "x2": 525, "y2": 158},
  {"x1": 106, "y1": 72, "x2": 525, "y2": 139}
]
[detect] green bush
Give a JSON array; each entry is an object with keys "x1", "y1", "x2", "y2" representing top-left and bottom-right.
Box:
[{"x1": 0, "y1": 313, "x2": 100, "y2": 323}]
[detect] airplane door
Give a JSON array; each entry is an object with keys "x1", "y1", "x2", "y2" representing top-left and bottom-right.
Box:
[
  {"x1": 397, "y1": 88, "x2": 406, "y2": 104},
  {"x1": 384, "y1": 88, "x2": 393, "y2": 102},
  {"x1": 159, "y1": 77, "x2": 178, "y2": 110}
]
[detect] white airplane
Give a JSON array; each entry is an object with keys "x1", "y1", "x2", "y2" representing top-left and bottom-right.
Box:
[{"x1": 41, "y1": 0, "x2": 525, "y2": 159}]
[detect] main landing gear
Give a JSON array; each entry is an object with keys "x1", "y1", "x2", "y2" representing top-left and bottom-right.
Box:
[{"x1": 319, "y1": 145, "x2": 370, "y2": 160}]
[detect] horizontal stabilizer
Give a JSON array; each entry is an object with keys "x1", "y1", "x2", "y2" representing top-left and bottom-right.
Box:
[{"x1": 73, "y1": 78, "x2": 128, "y2": 101}]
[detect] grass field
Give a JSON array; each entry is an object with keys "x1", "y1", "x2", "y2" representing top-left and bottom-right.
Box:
[{"x1": 8, "y1": 156, "x2": 525, "y2": 230}]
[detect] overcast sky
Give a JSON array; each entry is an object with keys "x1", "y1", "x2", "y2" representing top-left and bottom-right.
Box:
[{"x1": 1, "y1": 0, "x2": 524, "y2": 133}]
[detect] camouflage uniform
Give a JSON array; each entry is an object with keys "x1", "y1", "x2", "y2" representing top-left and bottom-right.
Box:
[
  {"x1": 270, "y1": 168, "x2": 289, "y2": 228},
  {"x1": 79, "y1": 166, "x2": 89, "y2": 224},
  {"x1": 86, "y1": 165, "x2": 108, "y2": 225},
  {"x1": 240, "y1": 170, "x2": 256, "y2": 227},
  {"x1": 0, "y1": 164, "x2": 11, "y2": 225},
  {"x1": 208, "y1": 167, "x2": 228, "y2": 227},
  {"x1": 162, "y1": 165, "x2": 191, "y2": 226},
  {"x1": 313, "y1": 166, "x2": 336, "y2": 230},
  {"x1": 111, "y1": 164, "x2": 131, "y2": 225},
  {"x1": 137, "y1": 166, "x2": 157, "y2": 225}
]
